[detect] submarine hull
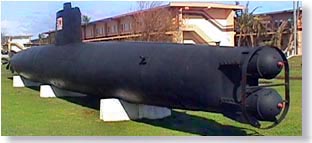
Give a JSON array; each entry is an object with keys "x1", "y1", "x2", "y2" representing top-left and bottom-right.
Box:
[{"x1": 11, "y1": 42, "x2": 281, "y2": 113}]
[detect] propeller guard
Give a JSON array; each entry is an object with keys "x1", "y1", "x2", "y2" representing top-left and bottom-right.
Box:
[{"x1": 240, "y1": 46, "x2": 290, "y2": 129}]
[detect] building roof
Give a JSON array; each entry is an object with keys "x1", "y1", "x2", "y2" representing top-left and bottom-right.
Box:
[
  {"x1": 255, "y1": 7, "x2": 302, "y2": 16},
  {"x1": 43, "y1": 30, "x2": 55, "y2": 34},
  {"x1": 4, "y1": 35, "x2": 32, "y2": 39},
  {"x1": 169, "y1": 2, "x2": 245, "y2": 10},
  {"x1": 85, "y1": 2, "x2": 244, "y2": 25}
]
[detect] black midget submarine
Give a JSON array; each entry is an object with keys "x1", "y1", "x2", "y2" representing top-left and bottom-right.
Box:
[{"x1": 10, "y1": 3, "x2": 290, "y2": 129}]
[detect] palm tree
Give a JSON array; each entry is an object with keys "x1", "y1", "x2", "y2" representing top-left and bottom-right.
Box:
[
  {"x1": 82, "y1": 15, "x2": 91, "y2": 40},
  {"x1": 38, "y1": 33, "x2": 46, "y2": 45},
  {"x1": 271, "y1": 21, "x2": 289, "y2": 49},
  {"x1": 235, "y1": 1, "x2": 266, "y2": 47}
]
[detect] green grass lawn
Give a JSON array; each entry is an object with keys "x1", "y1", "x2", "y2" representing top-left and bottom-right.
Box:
[
  {"x1": 1, "y1": 56, "x2": 302, "y2": 136},
  {"x1": 277, "y1": 56, "x2": 302, "y2": 78}
]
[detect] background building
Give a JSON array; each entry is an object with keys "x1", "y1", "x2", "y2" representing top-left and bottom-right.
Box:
[
  {"x1": 83, "y1": 2, "x2": 243, "y2": 46},
  {"x1": 31, "y1": 31, "x2": 55, "y2": 46},
  {"x1": 39, "y1": 2, "x2": 244, "y2": 47},
  {"x1": 1, "y1": 35, "x2": 32, "y2": 53}
]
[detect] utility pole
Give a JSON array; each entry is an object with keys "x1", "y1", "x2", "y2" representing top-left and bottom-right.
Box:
[
  {"x1": 296, "y1": 1, "x2": 300, "y2": 55},
  {"x1": 293, "y1": 1, "x2": 299, "y2": 55}
]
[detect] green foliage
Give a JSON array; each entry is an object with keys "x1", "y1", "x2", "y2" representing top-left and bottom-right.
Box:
[
  {"x1": 82, "y1": 15, "x2": 91, "y2": 25},
  {"x1": 235, "y1": 1, "x2": 266, "y2": 47}
]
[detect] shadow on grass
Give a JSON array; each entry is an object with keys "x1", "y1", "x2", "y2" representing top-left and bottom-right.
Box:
[
  {"x1": 137, "y1": 110, "x2": 262, "y2": 136},
  {"x1": 27, "y1": 86, "x2": 40, "y2": 91},
  {"x1": 26, "y1": 85, "x2": 101, "y2": 110},
  {"x1": 39, "y1": 90, "x2": 262, "y2": 136},
  {"x1": 58, "y1": 95, "x2": 101, "y2": 110},
  {"x1": 51, "y1": 87, "x2": 102, "y2": 110},
  {"x1": 23, "y1": 84, "x2": 262, "y2": 136}
]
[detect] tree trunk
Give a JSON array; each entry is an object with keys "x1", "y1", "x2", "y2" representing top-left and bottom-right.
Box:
[
  {"x1": 238, "y1": 31, "x2": 242, "y2": 47},
  {"x1": 286, "y1": 32, "x2": 294, "y2": 52},
  {"x1": 250, "y1": 34, "x2": 254, "y2": 47}
]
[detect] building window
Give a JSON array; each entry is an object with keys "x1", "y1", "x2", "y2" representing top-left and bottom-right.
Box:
[
  {"x1": 86, "y1": 28, "x2": 93, "y2": 37},
  {"x1": 124, "y1": 23, "x2": 129, "y2": 32},
  {"x1": 119, "y1": 23, "x2": 131, "y2": 32},
  {"x1": 107, "y1": 26, "x2": 110, "y2": 34},
  {"x1": 124, "y1": 24, "x2": 126, "y2": 31},
  {"x1": 120, "y1": 23, "x2": 124, "y2": 32},
  {"x1": 101, "y1": 27, "x2": 105, "y2": 35},
  {"x1": 111, "y1": 25, "x2": 118, "y2": 33},
  {"x1": 129, "y1": 23, "x2": 132, "y2": 30},
  {"x1": 96, "y1": 28, "x2": 101, "y2": 35},
  {"x1": 115, "y1": 25, "x2": 118, "y2": 33}
]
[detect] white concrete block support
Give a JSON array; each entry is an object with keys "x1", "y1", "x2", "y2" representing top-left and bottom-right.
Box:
[
  {"x1": 100, "y1": 98, "x2": 171, "y2": 122},
  {"x1": 40, "y1": 85, "x2": 56, "y2": 98},
  {"x1": 13, "y1": 76, "x2": 41, "y2": 87},
  {"x1": 13, "y1": 76, "x2": 25, "y2": 87}
]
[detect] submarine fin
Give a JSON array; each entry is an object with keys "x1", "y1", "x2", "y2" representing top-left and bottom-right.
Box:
[{"x1": 55, "y1": 2, "x2": 82, "y2": 46}]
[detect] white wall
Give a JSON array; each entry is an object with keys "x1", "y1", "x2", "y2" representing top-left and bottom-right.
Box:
[
  {"x1": 10, "y1": 38, "x2": 30, "y2": 52},
  {"x1": 184, "y1": 18, "x2": 232, "y2": 46}
]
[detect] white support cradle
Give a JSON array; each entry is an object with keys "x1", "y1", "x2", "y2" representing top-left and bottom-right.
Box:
[{"x1": 100, "y1": 98, "x2": 171, "y2": 121}]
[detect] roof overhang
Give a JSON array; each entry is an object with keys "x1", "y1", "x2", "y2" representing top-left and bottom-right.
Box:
[
  {"x1": 255, "y1": 7, "x2": 302, "y2": 16},
  {"x1": 4, "y1": 35, "x2": 32, "y2": 39},
  {"x1": 169, "y1": 2, "x2": 245, "y2": 10}
]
